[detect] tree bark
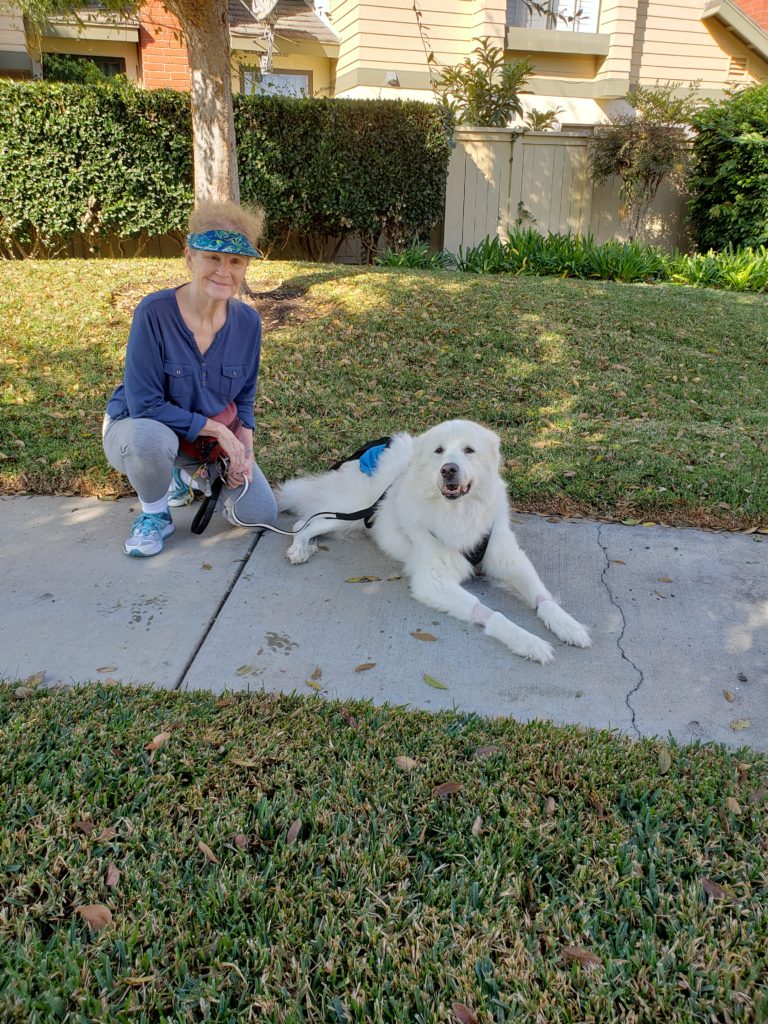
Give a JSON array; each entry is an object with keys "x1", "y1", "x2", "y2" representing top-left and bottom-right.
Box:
[{"x1": 165, "y1": 0, "x2": 240, "y2": 205}]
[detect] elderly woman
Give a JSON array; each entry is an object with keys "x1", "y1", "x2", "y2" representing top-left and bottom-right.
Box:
[{"x1": 103, "y1": 202, "x2": 277, "y2": 557}]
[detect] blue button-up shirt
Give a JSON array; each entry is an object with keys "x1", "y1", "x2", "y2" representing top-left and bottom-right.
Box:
[{"x1": 106, "y1": 288, "x2": 261, "y2": 441}]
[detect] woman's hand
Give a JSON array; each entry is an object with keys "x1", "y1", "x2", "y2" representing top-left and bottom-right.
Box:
[{"x1": 200, "y1": 420, "x2": 254, "y2": 487}]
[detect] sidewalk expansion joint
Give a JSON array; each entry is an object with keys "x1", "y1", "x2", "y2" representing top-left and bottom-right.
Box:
[
  {"x1": 174, "y1": 528, "x2": 266, "y2": 691},
  {"x1": 596, "y1": 524, "x2": 644, "y2": 737}
]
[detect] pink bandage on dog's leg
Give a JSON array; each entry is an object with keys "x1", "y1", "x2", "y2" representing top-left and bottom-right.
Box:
[{"x1": 471, "y1": 600, "x2": 494, "y2": 625}]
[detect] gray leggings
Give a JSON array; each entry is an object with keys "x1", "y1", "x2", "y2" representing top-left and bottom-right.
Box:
[{"x1": 102, "y1": 416, "x2": 278, "y2": 525}]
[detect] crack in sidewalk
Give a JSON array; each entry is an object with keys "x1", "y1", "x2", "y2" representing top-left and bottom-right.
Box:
[
  {"x1": 597, "y1": 523, "x2": 644, "y2": 737},
  {"x1": 174, "y1": 529, "x2": 266, "y2": 691}
]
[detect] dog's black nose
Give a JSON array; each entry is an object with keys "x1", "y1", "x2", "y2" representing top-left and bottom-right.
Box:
[{"x1": 440, "y1": 462, "x2": 459, "y2": 481}]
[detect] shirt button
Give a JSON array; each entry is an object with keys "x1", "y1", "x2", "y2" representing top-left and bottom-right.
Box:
[{"x1": 175, "y1": 369, "x2": 181, "y2": 375}]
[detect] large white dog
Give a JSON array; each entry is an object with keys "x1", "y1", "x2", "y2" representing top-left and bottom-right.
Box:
[{"x1": 276, "y1": 420, "x2": 590, "y2": 664}]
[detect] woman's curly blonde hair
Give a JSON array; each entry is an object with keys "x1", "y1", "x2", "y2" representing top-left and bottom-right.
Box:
[{"x1": 187, "y1": 201, "x2": 265, "y2": 249}]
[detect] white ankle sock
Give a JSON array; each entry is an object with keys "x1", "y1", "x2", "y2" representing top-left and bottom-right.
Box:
[{"x1": 140, "y1": 497, "x2": 170, "y2": 516}]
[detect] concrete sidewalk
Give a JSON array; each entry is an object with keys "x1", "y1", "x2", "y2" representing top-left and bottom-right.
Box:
[{"x1": 1, "y1": 494, "x2": 765, "y2": 750}]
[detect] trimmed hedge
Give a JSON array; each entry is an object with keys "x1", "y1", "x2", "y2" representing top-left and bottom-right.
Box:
[
  {"x1": 0, "y1": 81, "x2": 451, "y2": 259},
  {"x1": 688, "y1": 84, "x2": 768, "y2": 251}
]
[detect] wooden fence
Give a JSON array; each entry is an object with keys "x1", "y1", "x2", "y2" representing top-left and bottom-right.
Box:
[{"x1": 443, "y1": 127, "x2": 690, "y2": 253}]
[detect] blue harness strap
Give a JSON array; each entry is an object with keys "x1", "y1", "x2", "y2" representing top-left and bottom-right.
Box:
[{"x1": 331, "y1": 436, "x2": 392, "y2": 474}]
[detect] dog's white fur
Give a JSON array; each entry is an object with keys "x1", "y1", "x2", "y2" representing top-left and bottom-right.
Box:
[{"x1": 276, "y1": 420, "x2": 590, "y2": 663}]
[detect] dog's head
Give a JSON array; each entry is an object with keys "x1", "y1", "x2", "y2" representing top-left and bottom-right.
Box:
[{"x1": 411, "y1": 420, "x2": 502, "y2": 502}]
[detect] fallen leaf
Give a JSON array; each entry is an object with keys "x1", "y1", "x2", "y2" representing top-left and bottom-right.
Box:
[
  {"x1": 305, "y1": 680, "x2": 322, "y2": 691},
  {"x1": 395, "y1": 756, "x2": 418, "y2": 771},
  {"x1": 22, "y1": 670, "x2": 46, "y2": 688},
  {"x1": 642, "y1": 521, "x2": 657, "y2": 527},
  {"x1": 432, "y1": 781, "x2": 462, "y2": 799},
  {"x1": 77, "y1": 904, "x2": 113, "y2": 933},
  {"x1": 474, "y1": 745, "x2": 500, "y2": 760},
  {"x1": 611, "y1": 559, "x2": 625, "y2": 565},
  {"x1": 340, "y1": 709, "x2": 359, "y2": 730},
  {"x1": 423, "y1": 673, "x2": 448, "y2": 690},
  {"x1": 121, "y1": 976, "x2": 155, "y2": 987},
  {"x1": 387, "y1": 575, "x2": 402, "y2": 581},
  {"x1": 233, "y1": 833, "x2": 248, "y2": 850},
  {"x1": 546, "y1": 517, "x2": 560, "y2": 523},
  {"x1": 345, "y1": 575, "x2": 381, "y2": 583},
  {"x1": 452, "y1": 1004, "x2": 479, "y2": 1024},
  {"x1": 216, "y1": 697, "x2": 236, "y2": 708},
  {"x1": 310, "y1": 666, "x2": 322, "y2": 681},
  {"x1": 105, "y1": 862, "x2": 120, "y2": 888},
  {"x1": 96, "y1": 666, "x2": 118, "y2": 673},
  {"x1": 471, "y1": 814, "x2": 483, "y2": 836},
  {"x1": 96, "y1": 827, "x2": 117, "y2": 841},
  {"x1": 701, "y1": 877, "x2": 728, "y2": 901},
  {"x1": 622, "y1": 518, "x2": 640, "y2": 526},
  {"x1": 723, "y1": 690, "x2": 735, "y2": 703},
  {"x1": 724, "y1": 797, "x2": 742, "y2": 815},
  {"x1": 74, "y1": 819, "x2": 94, "y2": 835},
  {"x1": 748, "y1": 787, "x2": 766, "y2": 805},
  {"x1": 657, "y1": 747, "x2": 672, "y2": 774},
  {"x1": 198, "y1": 840, "x2": 219, "y2": 864},
  {"x1": 13, "y1": 687, "x2": 35, "y2": 699},
  {"x1": 737, "y1": 672, "x2": 748, "y2": 682},
  {"x1": 657, "y1": 577, "x2": 673, "y2": 583},
  {"x1": 201, "y1": 562, "x2": 213, "y2": 571},
  {"x1": 229, "y1": 757, "x2": 259, "y2": 768},
  {"x1": 286, "y1": 818, "x2": 302, "y2": 844},
  {"x1": 355, "y1": 662, "x2": 376, "y2": 672},
  {"x1": 411, "y1": 630, "x2": 437, "y2": 642},
  {"x1": 145, "y1": 731, "x2": 171, "y2": 752},
  {"x1": 545, "y1": 796, "x2": 556, "y2": 817},
  {"x1": 563, "y1": 470, "x2": 576, "y2": 478},
  {"x1": 730, "y1": 719, "x2": 751, "y2": 732},
  {"x1": 235, "y1": 664, "x2": 255, "y2": 676},
  {"x1": 562, "y1": 946, "x2": 602, "y2": 967}
]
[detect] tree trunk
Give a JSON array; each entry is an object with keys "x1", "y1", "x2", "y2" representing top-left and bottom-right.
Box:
[{"x1": 166, "y1": 0, "x2": 240, "y2": 205}]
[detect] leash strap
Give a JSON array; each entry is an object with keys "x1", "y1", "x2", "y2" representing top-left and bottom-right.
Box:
[{"x1": 191, "y1": 474, "x2": 224, "y2": 535}]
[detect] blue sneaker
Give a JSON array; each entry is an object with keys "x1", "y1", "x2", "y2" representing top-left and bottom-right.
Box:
[
  {"x1": 124, "y1": 511, "x2": 175, "y2": 557},
  {"x1": 167, "y1": 467, "x2": 196, "y2": 508}
]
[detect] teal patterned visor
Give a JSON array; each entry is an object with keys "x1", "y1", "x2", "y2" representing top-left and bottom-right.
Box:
[{"x1": 187, "y1": 230, "x2": 262, "y2": 258}]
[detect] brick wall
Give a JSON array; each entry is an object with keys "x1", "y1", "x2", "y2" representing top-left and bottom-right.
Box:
[
  {"x1": 733, "y1": 0, "x2": 768, "y2": 30},
  {"x1": 138, "y1": 1, "x2": 191, "y2": 90}
]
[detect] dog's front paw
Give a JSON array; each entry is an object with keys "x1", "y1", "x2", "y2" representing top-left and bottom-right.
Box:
[
  {"x1": 537, "y1": 602, "x2": 591, "y2": 648},
  {"x1": 484, "y1": 611, "x2": 556, "y2": 664},
  {"x1": 286, "y1": 539, "x2": 317, "y2": 565}
]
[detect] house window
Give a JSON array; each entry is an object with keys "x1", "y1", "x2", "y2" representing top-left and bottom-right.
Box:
[
  {"x1": 507, "y1": 0, "x2": 600, "y2": 32},
  {"x1": 241, "y1": 68, "x2": 311, "y2": 97}
]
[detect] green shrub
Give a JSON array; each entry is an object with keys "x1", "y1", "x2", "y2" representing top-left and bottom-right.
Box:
[
  {"x1": 374, "y1": 240, "x2": 454, "y2": 269},
  {"x1": 0, "y1": 82, "x2": 450, "y2": 259},
  {"x1": 688, "y1": 84, "x2": 768, "y2": 250},
  {"x1": 234, "y1": 94, "x2": 451, "y2": 260},
  {"x1": 454, "y1": 230, "x2": 668, "y2": 283}
]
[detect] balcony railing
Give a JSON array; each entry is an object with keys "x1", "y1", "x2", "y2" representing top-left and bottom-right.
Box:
[{"x1": 506, "y1": 0, "x2": 600, "y2": 33}]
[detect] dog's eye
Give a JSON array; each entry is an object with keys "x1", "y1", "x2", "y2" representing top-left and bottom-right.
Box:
[
  {"x1": 434, "y1": 446, "x2": 444, "y2": 455},
  {"x1": 463, "y1": 446, "x2": 475, "y2": 455}
]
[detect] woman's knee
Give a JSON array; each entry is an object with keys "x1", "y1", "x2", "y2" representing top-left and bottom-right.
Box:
[{"x1": 117, "y1": 419, "x2": 178, "y2": 462}]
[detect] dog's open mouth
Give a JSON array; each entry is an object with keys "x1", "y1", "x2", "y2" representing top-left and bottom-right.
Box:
[{"x1": 440, "y1": 481, "x2": 472, "y2": 500}]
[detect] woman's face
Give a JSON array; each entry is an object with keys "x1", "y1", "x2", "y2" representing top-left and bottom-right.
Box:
[{"x1": 186, "y1": 247, "x2": 250, "y2": 301}]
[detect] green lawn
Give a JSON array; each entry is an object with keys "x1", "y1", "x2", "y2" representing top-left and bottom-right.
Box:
[
  {"x1": 1, "y1": 259, "x2": 767, "y2": 530},
  {"x1": 2, "y1": 684, "x2": 766, "y2": 1023}
]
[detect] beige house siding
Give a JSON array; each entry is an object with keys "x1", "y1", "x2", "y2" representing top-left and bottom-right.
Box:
[{"x1": 633, "y1": 1, "x2": 768, "y2": 86}]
